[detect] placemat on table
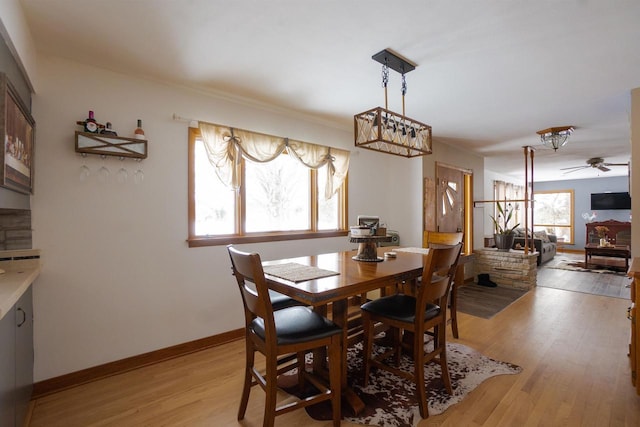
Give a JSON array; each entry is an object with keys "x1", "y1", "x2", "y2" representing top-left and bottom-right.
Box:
[
  {"x1": 263, "y1": 262, "x2": 339, "y2": 283},
  {"x1": 393, "y1": 247, "x2": 430, "y2": 255}
]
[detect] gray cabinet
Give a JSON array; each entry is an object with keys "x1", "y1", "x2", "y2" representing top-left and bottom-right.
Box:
[
  {"x1": 0, "y1": 286, "x2": 33, "y2": 427},
  {"x1": 0, "y1": 301, "x2": 15, "y2": 426}
]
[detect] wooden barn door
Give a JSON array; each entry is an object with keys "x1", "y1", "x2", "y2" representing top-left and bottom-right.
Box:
[{"x1": 436, "y1": 163, "x2": 464, "y2": 232}]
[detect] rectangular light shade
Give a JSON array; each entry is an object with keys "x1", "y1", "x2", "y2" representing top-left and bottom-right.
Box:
[{"x1": 354, "y1": 107, "x2": 432, "y2": 157}]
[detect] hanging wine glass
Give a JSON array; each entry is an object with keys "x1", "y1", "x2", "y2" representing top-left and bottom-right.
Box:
[
  {"x1": 134, "y1": 159, "x2": 144, "y2": 184},
  {"x1": 79, "y1": 154, "x2": 90, "y2": 182},
  {"x1": 116, "y1": 157, "x2": 128, "y2": 184},
  {"x1": 98, "y1": 155, "x2": 110, "y2": 184}
]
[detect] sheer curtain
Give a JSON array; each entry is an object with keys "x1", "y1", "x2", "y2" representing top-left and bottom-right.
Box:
[{"x1": 198, "y1": 122, "x2": 350, "y2": 199}]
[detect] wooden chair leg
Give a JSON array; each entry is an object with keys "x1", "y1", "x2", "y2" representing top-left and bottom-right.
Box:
[
  {"x1": 297, "y1": 351, "x2": 306, "y2": 390},
  {"x1": 440, "y1": 350, "x2": 453, "y2": 395},
  {"x1": 413, "y1": 332, "x2": 429, "y2": 419},
  {"x1": 263, "y1": 355, "x2": 278, "y2": 427},
  {"x1": 238, "y1": 341, "x2": 254, "y2": 421},
  {"x1": 438, "y1": 326, "x2": 453, "y2": 395},
  {"x1": 433, "y1": 325, "x2": 439, "y2": 349},
  {"x1": 391, "y1": 327, "x2": 402, "y2": 366},
  {"x1": 362, "y1": 312, "x2": 374, "y2": 387},
  {"x1": 451, "y1": 265, "x2": 464, "y2": 339},
  {"x1": 328, "y1": 336, "x2": 342, "y2": 427}
]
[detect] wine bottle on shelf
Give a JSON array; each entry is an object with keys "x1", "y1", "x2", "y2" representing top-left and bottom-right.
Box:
[
  {"x1": 77, "y1": 110, "x2": 99, "y2": 133},
  {"x1": 134, "y1": 119, "x2": 145, "y2": 140},
  {"x1": 100, "y1": 122, "x2": 118, "y2": 136}
]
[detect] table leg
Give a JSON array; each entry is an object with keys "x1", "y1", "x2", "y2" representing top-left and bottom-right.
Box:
[{"x1": 331, "y1": 298, "x2": 366, "y2": 415}]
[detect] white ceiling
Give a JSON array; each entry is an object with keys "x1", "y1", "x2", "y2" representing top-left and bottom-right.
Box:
[{"x1": 20, "y1": 0, "x2": 640, "y2": 182}]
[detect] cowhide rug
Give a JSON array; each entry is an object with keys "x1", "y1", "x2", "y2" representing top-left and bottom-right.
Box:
[
  {"x1": 548, "y1": 260, "x2": 627, "y2": 275},
  {"x1": 280, "y1": 338, "x2": 522, "y2": 427}
]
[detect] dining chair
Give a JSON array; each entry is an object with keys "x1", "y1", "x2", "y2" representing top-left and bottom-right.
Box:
[
  {"x1": 423, "y1": 231, "x2": 464, "y2": 338},
  {"x1": 360, "y1": 244, "x2": 462, "y2": 419},
  {"x1": 227, "y1": 245, "x2": 342, "y2": 427}
]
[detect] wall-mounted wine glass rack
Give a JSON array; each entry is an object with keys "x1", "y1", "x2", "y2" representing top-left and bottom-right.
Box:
[{"x1": 75, "y1": 131, "x2": 148, "y2": 159}]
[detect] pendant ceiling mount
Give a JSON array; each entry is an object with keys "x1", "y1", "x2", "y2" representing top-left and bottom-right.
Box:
[{"x1": 371, "y1": 49, "x2": 416, "y2": 74}]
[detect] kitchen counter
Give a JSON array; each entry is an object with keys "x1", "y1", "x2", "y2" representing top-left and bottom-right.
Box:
[{"x1": 0, "y1": 249, "x2": 41, "y2": 320}]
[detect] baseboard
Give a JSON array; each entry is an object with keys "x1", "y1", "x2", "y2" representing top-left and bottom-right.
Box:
[{"x1": 31, "y1": 328, "x2": 244, "y2": 399}]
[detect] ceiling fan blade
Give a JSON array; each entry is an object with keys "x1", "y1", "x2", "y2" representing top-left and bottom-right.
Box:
[
  {"x1": 597, "y1": 165, "x2": 611, "y2": 172},
  {"x1": 562, "y1": 167, "x2": 587, "y2": 174},
  {"x1": 603, "y1": 162, "x2": 628, "y2": 166},
  {"x1": 560, "y1": 165, "x2": 589, "y2": 171}
]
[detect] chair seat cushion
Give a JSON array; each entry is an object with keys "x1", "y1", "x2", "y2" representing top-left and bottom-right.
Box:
[
  {"x1": 252, "y1": 306, "x2": 341, "y2": 345},
  {"x1": 269, "y1": 290, "x2": 303, "y2": 310},
  {"x1": 361, "y1": 294, "x2": 440, "y2": 323}
]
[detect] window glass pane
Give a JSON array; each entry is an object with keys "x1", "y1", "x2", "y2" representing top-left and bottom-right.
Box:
[
  {"x1": 317, "y1": 164, "x2": 339, "y2": 230},
  {"x1": 245, "y1": 154, "x2": 310, "y2": 232},
  {"x1": 194, "y1": 141, "x2": 235, "y2": 235},
  {"x1": 534, "y1": 191, "x2": 573, "y2": 243},
  {"x1": 544, "y1": 226, "x2": 571, "y2": 243},
  {"x1": 534, "y1": 192, "x2": 571, "y2": 225}
]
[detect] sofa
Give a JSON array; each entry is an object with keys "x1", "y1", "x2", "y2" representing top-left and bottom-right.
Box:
[{"x1": 512, "y1": 229, "x2": 557, "y2": 266}]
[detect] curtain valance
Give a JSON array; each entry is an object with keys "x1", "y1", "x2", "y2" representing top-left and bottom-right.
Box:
[{"x1": 198, "y1": 122, "x2": 350, "y2": 199}]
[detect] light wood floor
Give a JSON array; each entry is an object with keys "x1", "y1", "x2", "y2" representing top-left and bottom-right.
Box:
[{"x1": 28, "y1": 261, "x2": 640, "y2": 427}]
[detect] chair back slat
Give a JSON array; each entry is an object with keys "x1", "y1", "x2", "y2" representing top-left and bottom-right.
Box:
[
  {"x1": 423, "y1": 231, "x2": 464, "y2": 248},
  {"x1": 415, "y1": 244, "x2": 462, "y2": 323},
  {"x1": 227, "y1": 245, "x2": 276, "y2": 335}
]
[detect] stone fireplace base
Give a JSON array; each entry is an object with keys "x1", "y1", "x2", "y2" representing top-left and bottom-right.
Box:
[{"x1": 474, "y1": 248, "x2": 538, "y2": 290}]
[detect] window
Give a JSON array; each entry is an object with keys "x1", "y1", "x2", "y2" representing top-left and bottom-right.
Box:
[
  {"x1": 493, "y1": 180, "x2": 524, "y2": 228},
  {"x1": 533, "y1": 190, "x2": 574, "y2": 244},
  {"x1": 188, "y1": 127, "x2": 348, "y2": 247}
]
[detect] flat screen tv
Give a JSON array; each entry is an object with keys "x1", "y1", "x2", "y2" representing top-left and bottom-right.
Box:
[{"x1": 590, "y1": 192, "x2": 631, "y2": 210}]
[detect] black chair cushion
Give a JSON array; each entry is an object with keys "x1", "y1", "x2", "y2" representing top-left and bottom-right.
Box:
[
  {"x1": 269, "y1": 290, "x2": 304, "y2": 310},
  {"x1": 252, "y1": 306, "x2": 342, "y2": 345},
  {"x1": 361, "y1": 294, "x2": 440, "y2": 323}
]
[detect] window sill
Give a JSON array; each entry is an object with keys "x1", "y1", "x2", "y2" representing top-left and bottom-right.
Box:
[{"x1": 187, "y1": 230, "x2": 349, "y2": 248}]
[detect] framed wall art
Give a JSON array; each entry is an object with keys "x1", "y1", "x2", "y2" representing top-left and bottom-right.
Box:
[{"x1": 0, "y1": 72, "x2": 35, "y2": 194}]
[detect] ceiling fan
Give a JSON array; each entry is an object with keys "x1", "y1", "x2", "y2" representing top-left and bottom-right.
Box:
[{"x1": 560, "y1": 157, "x2": 628, "y2": 174}]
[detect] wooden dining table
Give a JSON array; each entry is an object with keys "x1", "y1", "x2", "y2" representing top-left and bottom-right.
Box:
[{"x1": 263, "y1": 246, "x2": 429, "y2": 413}]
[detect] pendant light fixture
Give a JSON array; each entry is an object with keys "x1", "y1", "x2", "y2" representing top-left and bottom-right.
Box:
[
  {"x1": 354, "y1": 49, "x2": 432, "y2": 158},
  {"x1": 537, "y1": 126, "x2": 574, "y2": 151}
]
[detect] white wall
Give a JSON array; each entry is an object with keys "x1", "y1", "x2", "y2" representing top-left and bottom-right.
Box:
[{"x1": 29, "y1": 55, "x2": 431, "y2": 381}]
